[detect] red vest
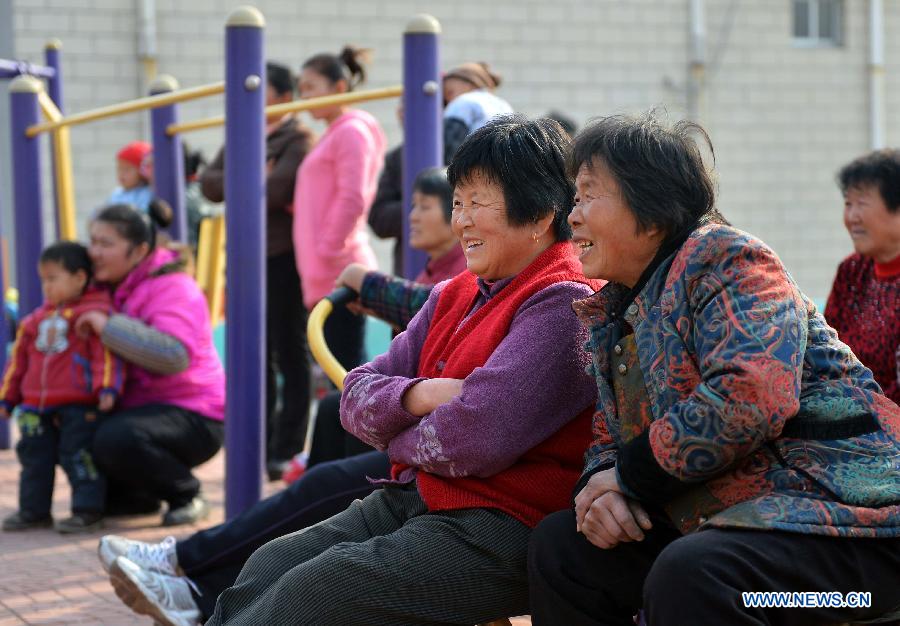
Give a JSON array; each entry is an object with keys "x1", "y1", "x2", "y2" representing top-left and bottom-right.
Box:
[{"x1": 396, "y1": 242, "x2": 599, "y2": 527}]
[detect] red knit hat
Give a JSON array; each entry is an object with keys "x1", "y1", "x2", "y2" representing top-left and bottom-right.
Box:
[{"x1": 117, "y1": 141, "x2": 152, "y2": 168}]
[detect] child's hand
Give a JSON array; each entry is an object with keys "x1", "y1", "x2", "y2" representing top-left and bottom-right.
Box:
[
  {"x1": 75, "y1": 311, "x2": 109, "y2": 338},
  {"x1": 98, "y1": 392, "x2": 115, "y2": 412},
  {"x1": 0, "y1": 406, "x2": 9, "y2": 419}
]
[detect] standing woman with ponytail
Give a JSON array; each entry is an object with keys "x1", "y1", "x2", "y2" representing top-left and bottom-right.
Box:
[
  {"x1": 294, "y1": 46, "x2": 386, "y2": 370},
  {"x1": 78, "y1": 204, "x2": 225, "y2": 527}
]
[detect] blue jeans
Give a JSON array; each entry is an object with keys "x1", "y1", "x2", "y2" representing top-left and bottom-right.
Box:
[{"x1": 15, "y1": 405, "x2": 105, "y2": 517}]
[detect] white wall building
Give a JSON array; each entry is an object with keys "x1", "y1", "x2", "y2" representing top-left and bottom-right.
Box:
[{"x1": 2, "y1": 0, "x2": 897, "y2": 300}]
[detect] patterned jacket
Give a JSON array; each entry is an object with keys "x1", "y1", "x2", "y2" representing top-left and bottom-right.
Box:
[{"x1": 576, "y1": 223, "x2": 900, "y2": 537}]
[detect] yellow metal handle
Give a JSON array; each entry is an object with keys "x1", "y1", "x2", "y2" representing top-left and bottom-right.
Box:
[{"x1": 308, "y1": 287, "x2": 360, "y2": 390}]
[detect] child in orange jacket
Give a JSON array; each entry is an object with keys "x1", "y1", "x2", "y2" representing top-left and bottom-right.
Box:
[{"x1": 0, "y1": 242, "x2": 124, "y2": 534}]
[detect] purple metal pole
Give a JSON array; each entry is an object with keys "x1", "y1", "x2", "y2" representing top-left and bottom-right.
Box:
[
  {"x1": 45, "y1": 40, "x2": 64, "y2": 239},
  {"x1": 0, "y1": 59, "x2": 55, "y2": 80},
  {"x1": 402, "y1": 15, "x2": 443, "y2": 280},
  {"x1": 9, "y1": 76, "x2": 45, "y2": 317},
  {"x1": 149, "y1": 75, "x2": 187, "y2": 242},
  {"x1": 223, "y1": 7, "x2": 266, "y2": 519}
]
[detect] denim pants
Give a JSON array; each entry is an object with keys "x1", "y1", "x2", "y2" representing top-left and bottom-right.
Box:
[{"x1": 15, "y1": 405, "x2": 106, "y2": 517}]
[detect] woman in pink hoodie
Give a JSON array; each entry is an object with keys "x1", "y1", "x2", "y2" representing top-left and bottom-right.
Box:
[
  {"x1": 294, "y1": 46, "x2": 386, "y2": 370},
  {"x1": 78, "y1": 204, "x2": 225, "y2": 527}
]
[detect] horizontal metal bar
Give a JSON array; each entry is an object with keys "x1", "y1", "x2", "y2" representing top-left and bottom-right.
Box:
[
  {"x1": 0, "y1": 59, "x2": 56, "y2": 80},
  {"x1": 168, "y1": 84, "x2": 402, "y2": 135},
  {"x1": 26, "y1": 81, "x2": 225, "y2": 137}
]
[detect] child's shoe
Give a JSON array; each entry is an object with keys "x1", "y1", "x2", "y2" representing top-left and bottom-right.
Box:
[
  {"x1": 282, "y1": 451, "x2": 309, "y2": 485},
  {"x1": 55, "y1": 511, "x2": 104, "y2": 534},
  {"x1": 2, "y1": 511, "x2": 53, "y2": 531},
  {"x1": 162, "y1": 496, "x2": 209, "y2": 527}
]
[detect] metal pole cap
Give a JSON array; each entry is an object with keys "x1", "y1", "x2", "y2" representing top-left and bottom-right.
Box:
[
  {"x1": 227, "y1": 6, "x2": 265, "y2": 28},
  {"x1": 149, "y1": 74, "x2": 180, "y2": 94},
  {"x1": 405, "y1": 14, "x2": 441, "y2": 34},
  {"x1": 45, "y1": 39, "x2": 63, "y2": 50},
  {"x1": 9, "y1": 75, "x2": 43, "y2": 94}
]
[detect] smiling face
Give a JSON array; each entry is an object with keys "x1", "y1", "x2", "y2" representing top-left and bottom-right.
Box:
[
  {"x1": 570, "y1": 162, "x2": 664, "y2": 287},
  {"x1": 409, "y1": 190, "x2": 456, "y2": 258},
  {"x1": 88, "y1": 221, "x2": 149, "y2": 286},
  {"x1": 843, "y1": 184, "x2": 900, "y2": 263},
  {"x1": 451, "y1": 172, "x2": 544, "y2": 281}
]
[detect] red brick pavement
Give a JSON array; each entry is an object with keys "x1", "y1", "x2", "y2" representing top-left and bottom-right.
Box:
[{"x1": 0, "y1": 436, "x2": 532, "y2": 625}]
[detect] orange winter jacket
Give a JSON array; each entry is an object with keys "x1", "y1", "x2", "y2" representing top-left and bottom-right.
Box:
[{"x1": 0, "y1": 286, "x2": 125, "y2": 412}]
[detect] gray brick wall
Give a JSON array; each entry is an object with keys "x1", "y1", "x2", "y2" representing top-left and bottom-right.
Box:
[{"x1": 8, "y1": 0, "x2": 899, "y2": 299}]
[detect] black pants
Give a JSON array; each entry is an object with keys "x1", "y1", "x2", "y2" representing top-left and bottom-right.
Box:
[
  {"x1": 176, "y1": 450, "x2": 389, "y2": 619},
  {"x1": 266, "y1": 252, "x2": 311, "y2": 462},
  {"x1": 93, "y1": 404, "x2": 223, "y2": 510},
  {"x1": 529, "y1": 508, "x2": 900, "y2": 625},
  {"x1": 306, "y1": 390, "x2": 373, "y2": 468},
  {"x1": 15, "y1": 405, "x2": 105, "y2": 517},
  {"x1": 322, "y1": 303, "x2": 366, "y2": 373}
]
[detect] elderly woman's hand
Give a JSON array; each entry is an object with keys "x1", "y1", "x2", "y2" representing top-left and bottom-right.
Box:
[
  {"x1": 579, "y1": 491, "x2": 652, "y2": 549},
  {"x1": 402, "y1": 378, "x2": 464, "y2": 417},
  {"x1": 75, "y1": 310, "x2": 110, "y2": 338},
  {"x1": 574, "y1": 467, "x2": 623, "y2": 527}
]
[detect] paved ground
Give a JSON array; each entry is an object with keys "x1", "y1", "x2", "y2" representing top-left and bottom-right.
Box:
[{"x1": 0, "y1": 431, "x2": 532, "y2": 625}]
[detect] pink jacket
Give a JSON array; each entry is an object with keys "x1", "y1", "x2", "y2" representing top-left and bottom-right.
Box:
[
  {"x1": 293, "y1": 109, "x2": 386, "y2": 307},
  {"x1": 111, "y1": 248, "x2": 225, "y2": 420}
]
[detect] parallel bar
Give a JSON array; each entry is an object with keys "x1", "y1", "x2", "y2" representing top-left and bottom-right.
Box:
[
  {"x1": 45, "y1": 41, "x2": 64, "y2": 239},
  {"x1": 402, "y1": 16, "x2": 442, "y2": 279},
  {"x1": 25, "y1": 81, "x2": 225, "y2": 137},
  {"x1": 224, "y1": 6, "x2": 266, "y2": 519},
  {"x1": 10, "y1": 77, "x2": 45, "y2": 319},
  {"x1": 168, "y1": 85, "x2": 402, "y2": 135},
  {"x1": 149, "y1": 75, "x2": 187, "y2": 242},
  {"x1": 38, "y1": 91, "x2": 77, "y2": 240},
  {"x1": 0, "y1": 58, "x2": 55, "y2": 80}
]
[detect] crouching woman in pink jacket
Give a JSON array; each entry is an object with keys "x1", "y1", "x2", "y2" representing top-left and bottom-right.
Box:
[{"x1": 79, "y1": 204, "x2": 225, "y2": 527}]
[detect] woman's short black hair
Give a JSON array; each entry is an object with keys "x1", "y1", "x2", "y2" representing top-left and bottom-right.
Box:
[
  {"x1": 40, "y1": 241, "x2": 92, "y2": 282},
  {"x1": 447, "y1": 114, "x2": 574, "y2": 241},
  {"x1": 837, "y1": 149, "x2": 900, "y2": 213},
  {"x1": 413, "y1": 167, "x2": 453, "y2": 223},
  {"x1": 569, "y1": 111, "x2": 722, "y2": 238},
  {"x1": 266, "y1": 62, "x2": 294, "y2": 96}
]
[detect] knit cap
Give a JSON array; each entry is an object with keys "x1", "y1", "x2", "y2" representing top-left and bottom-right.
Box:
[{"x1": 117, "y1": 141, "x2": 152, "y2": 168}]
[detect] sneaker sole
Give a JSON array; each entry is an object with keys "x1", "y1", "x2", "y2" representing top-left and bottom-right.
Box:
[
  {"x1": 109, "y1": 560, "x2": 183, "y2": 626},
  {"x1": 2, "y1": 518, "x2": 53, "y2": 532}
]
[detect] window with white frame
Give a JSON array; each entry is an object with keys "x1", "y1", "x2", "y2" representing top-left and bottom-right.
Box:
[{"x1": 792, "y1": 0, "x2": 843, "y2": 46}]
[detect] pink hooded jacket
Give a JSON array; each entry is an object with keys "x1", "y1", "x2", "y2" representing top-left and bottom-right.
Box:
[
  {"x1": 112, "y1": 248, "x2": 225, "y2": 420},
  {"x1": 293, "y1": 109, "x2": 386, "y2": 308}
]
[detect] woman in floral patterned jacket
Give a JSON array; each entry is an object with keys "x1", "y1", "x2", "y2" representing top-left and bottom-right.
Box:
[{"x1": 528, "y1": 113, "x2": 900, "y2": 626}]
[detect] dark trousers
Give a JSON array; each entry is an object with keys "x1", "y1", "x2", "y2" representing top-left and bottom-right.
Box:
[
  {"x1": 207, "y1": 482, "x2": 531, "y2": 626},
  {"x1": 93, "y1": 404, "x2": 223, "y2": 510},
  {"x1": 15, "y1": 405, "x2": 105, "y2": 517},
  {"x1": 322, "y1": 303, "x2": 366, "y2": 372},
  {"x1": 528, "y1": 508, "x2": 900, "y2": 626},
  {"x1": 177, "y1": 450, "x2": 389, "y2": 619},
  {"x1": 266, "y1": 252, "x2": 311, "y2": 462},
  {"x1": 306, "y1": 390, "x2": 373, "y2": 468}
]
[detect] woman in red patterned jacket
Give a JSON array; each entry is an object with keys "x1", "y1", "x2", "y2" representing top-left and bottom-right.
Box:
[{"x1": 824, "y1": 149, "x2": 900, "y2": 404}]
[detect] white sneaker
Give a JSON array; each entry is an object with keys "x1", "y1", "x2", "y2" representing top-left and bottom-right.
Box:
[
  {"x1": 109, "y1": 556, "x2": 201, "y2": 626},
  {"x1": 98, "y1": 534, "x2": 179, "y2": 575}
]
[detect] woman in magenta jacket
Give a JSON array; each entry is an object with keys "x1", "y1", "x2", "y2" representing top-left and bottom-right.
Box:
[
  {"x1": 79, "y1": 204, "x2": 225, "y2": 527},
  {"x1": 293, "y1": 46, "x2": 386, "y2": 370}
]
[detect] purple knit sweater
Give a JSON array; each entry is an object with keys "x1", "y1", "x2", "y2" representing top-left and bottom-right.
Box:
[{"x1": 340, "y1": 277, "x2": 596, "y2": 479}]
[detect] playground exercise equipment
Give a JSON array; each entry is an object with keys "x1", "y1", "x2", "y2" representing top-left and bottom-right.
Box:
[{"x1": 7, "y1": 6, "x2": 444, "y2": 515}]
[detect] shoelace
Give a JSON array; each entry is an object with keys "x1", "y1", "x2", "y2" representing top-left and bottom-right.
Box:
[{"x1": 127, "y1": 535, "x2": 177, "y2": 573}]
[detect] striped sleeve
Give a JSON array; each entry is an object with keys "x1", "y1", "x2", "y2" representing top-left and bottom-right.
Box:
[{"x1": 100, "y1": 314, "x2": 188, "y2": 375}]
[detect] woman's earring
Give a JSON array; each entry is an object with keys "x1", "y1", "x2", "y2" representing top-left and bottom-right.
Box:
[{"x1": 532, "y1": 232, "x2": 539, "y2": 243}]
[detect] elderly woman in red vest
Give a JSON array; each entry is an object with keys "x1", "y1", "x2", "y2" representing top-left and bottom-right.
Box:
[{"x1": 206, "y1": 116, "x2": 600, "y2": 625}]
